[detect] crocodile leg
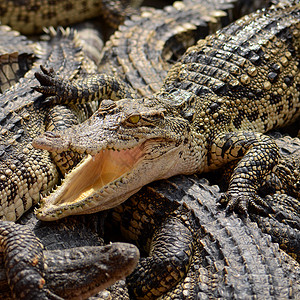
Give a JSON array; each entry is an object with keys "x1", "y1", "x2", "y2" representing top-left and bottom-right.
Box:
[
  {"x1": 214, "y1": 134, "x2": 300, "y2": 262},
  {"x1": 209, "y1": 131, "x2": 280, "y2": 214},
  {"x1": 127, "y1": 214, "x2": 194, "y2": 299},
  {"x1": 33, "y1": 66, "x2": 137, "y2": 105}
]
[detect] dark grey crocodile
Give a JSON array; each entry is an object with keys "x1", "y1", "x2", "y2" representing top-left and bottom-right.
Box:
[
  {"x1": 0, "y1": 216, "x2": 139, "y2": 299},
  {"x1": 32, "y1": 2, "x2": 300, "y2": 220},
  {"x1": 104, "y1": 171, "x2": 300, "y2": 299}
]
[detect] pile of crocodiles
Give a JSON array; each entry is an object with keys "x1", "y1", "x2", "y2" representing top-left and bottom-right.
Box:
[{"x1": 0, "y1": 0, "x2": 299, "y2": 298}]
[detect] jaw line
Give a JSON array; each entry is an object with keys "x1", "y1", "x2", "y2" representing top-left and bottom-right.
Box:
[{"x1": 36, "y1": 139, "x2": 179, "y2": 221}]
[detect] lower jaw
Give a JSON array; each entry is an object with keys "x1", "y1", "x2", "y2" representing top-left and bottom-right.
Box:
[{"x1": 36, "y1": 180, "x2": 142, "y2": 220}]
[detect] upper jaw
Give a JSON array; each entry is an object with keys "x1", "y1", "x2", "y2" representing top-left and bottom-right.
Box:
[{"x1": 35, "y1": 139, "x2": 181, "y2": 221}]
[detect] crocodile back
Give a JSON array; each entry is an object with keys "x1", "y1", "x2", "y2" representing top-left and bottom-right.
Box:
[
  {"x1": 161, "y1": 3, "x2": 300, "y2": 139},
  {"x1": 0, "y1": 28, "x2": 84, "y2": 221}
]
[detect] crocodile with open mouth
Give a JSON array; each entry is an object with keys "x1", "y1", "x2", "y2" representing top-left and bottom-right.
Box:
[
  {"x1": 33, "y1": 1, "x2": 300, "y2": 220},
  {"x1": 0, "y1": 0, "x2": 268, "y2": 222}
]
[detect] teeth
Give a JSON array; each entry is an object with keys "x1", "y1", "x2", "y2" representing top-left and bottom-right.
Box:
[
  {"x1": 114, "y1": 180, "x2": 123, "y2": 188},
  {"x1": 37, "y1": 142, "x2": 145, "y2": 219},
  {"x1": 120, "y1": 176, "x2": 129, "y2": 184}
]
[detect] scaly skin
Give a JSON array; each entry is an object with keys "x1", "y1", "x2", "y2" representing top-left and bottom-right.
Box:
[
  {"x1": 98, "y1": 0, "x2": 270, "y2": 97},
  {"x1": 0, "y1": 26, "x2": 104, "y2": 221},
  {"x1": 0, "y1": 25, "x2": 36, "y2": 93},
  {"x1": 0, "y1": 220, "x2": 139, "y2": 299},
  {"x1": 0, "y1": 0, "x2": 142, "y2": 34},
  {"x1": 32, "y1": 2, "x2": 300, "y2": 220},
  {"x1": 105, "y1": 174, "x2": 300, "y2": 299}
]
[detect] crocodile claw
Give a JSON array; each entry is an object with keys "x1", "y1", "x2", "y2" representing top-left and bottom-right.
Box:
[
  {"x1": 219, "y1": 192, "x2": 271, "y2": 216},
  {"x1": 33, "y1": 65, "x2": 68, "y2": 104}
]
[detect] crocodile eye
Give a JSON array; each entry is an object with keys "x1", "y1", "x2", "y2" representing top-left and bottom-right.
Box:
[{"x1": 128, "y1": 114, "x2": 141, "y2": 124}]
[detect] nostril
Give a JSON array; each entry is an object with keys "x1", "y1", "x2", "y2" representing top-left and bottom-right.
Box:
[
  {"x1": 44, "y1": 131, "x2": 61, "y2": 138},
  {"x1": 99, "y1": 99, "x2": 117, "y2": 111}
]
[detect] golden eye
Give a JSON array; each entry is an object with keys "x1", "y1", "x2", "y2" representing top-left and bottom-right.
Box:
[{"x1": 128, "y1": 114, "x2": 140, "y2": 124}]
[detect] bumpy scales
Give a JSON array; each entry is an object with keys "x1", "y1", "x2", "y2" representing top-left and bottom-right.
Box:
[{"x1": 33, "y1": 3, "x2": 300, "y2": 220}]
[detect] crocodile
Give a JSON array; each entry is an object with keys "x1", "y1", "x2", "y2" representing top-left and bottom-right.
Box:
[
  {"x1": 0, "y1": 25, "x2": 105, "y2": 221},
  {"x1": 0, "y1": 0, "x2": 143, "y2": 35},
  {"x1": 104, "y1": 171, "x2": 300, "y2": 299},
  {"x1": 0, "y1": 25, "x2": 35, "y2": 93},
  {"x1": 0, "y1": 0, "x2": 272, "y2": 221},
  {"x1": 32, "y1": 2, "x2": 300, "y2": 220},
  {"x1": 98, "y1": 0, "x2": 271, "y2": 98},
  {"x1": 0, "y1": 133, "x2": 298, "y2": 300},
  {"x1": 0, "y1": 217, "x2": 139, "y2": 299}
]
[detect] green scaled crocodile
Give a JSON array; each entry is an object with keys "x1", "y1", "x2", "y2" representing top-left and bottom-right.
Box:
[
  {"x1": 32, "y1": 2, "x2": 300, "y2": 220},
  {"x1": 0, "y1": 0, "x2": 143, "y2": 34},
  {"x1": 0, "y1": 0, "x2": 269, "y2": 221},
  {"x1": 0, "y1": 26, "x2": 103, "y2": 221}
]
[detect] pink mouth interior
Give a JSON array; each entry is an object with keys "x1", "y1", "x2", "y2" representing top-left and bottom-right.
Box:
[{"x1": 54, "y1": 144, "x2": 144, "y2": 205}]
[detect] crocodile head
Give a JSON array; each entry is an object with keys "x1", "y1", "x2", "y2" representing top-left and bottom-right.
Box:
[{"x1": 33, "y1": 97, "x2": 196, "y2": 220}]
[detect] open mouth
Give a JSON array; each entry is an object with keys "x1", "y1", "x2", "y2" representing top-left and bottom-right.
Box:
[
  {"x1": 44, "y1": 143, "x2": 145, "y2": 207},
  {"x1": 36, "y1": 137, "x2": 179, "y2": 220}
]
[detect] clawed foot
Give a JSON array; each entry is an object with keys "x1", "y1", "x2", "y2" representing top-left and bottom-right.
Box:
[
  {"x1": 32, "y1": 65, "x2": 68, "y2": 104},
  {"x1": 219, "y1": 191, "x2": 272, "y2": 216}
]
